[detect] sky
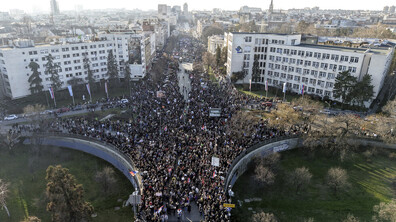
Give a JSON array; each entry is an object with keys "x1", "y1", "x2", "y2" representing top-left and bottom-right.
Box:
[{"x1": 2, "y1": 0, "x2": 396, "y2": 13}]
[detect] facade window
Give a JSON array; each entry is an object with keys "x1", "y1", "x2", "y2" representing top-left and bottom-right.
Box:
[
  {"x1": 309, "y1": 79, "x2": 316, "y2": 85},
  {"x1": 316, "y1": 89, "x2": 323, "y2": 94},
  {"x1": 294, "y1": 76, "x2": 300, "y2": 81},
  {"x1": 287, "y1": 74, "x2": 293, "y2": 80},
  {"x1": 245, "y1": 36, "x2": 252, "y2": 42}
]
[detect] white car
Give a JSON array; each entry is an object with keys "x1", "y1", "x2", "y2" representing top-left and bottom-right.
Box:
[
  {"x1": 4, "y1": 114, "x2": 18, "y2": 120},
  {"x1": 120, "y1": 99, "x2": 129, "y2": 104}
]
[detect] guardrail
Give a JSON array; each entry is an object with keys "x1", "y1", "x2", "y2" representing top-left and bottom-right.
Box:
[{"x1": 24, "y1": 132, "x2": 143, "y2": 195}]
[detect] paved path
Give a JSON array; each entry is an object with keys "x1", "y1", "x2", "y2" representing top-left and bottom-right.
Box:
[
  {"x1": 177, "y1": 63, "x2": 193, "y2": 102},
  {"x1": 166, "y1": 63, "x2": 203, "y2": 222}
]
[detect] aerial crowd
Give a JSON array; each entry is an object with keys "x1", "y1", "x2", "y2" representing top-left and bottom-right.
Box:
[{"x1": 19, "y1": 38, "x2": 301, "y2": 221}]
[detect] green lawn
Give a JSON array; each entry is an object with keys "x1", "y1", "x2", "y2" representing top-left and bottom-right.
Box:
[
  {"x1": 0, "y1": 144, "x2": 134, "y2": 222},
  {"x1": 232, "y1": 148, "x2": 396, "y2": 222}
]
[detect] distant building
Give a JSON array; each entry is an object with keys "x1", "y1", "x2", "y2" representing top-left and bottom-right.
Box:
[
  {"x1": 50, "y1": 0, "x2": 60, "y2": 15},
  {"x1": 207, "y1": 35, "x2": 224, "y2": 54},
  {"x1": 158, "y1": 4, "x2": 168, "y2": 16},
  {"x1": 183, "y1": 3, "x2": 189, "y2": 16},
  {"x1": 224, "y1": 32, "x2": 394, "y2": 107},
  {"x1": 384, "y1": 6, "x2": 389, "y2": 13},
  {"x1": 390, "y1": 6, "x2": 396, "y2": 13}
]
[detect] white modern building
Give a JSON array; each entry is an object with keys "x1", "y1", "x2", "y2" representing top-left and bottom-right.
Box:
[
  {"x1": 207, "y1": 35, "x2": 224, "y2": 54},
  {"x1": 225, "y1": 32, "x2": 394, "y2": 106},
  {"x1": 0, "y1": 30, "x2": 157, "y2": 99}
]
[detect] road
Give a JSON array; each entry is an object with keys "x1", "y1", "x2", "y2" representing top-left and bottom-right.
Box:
[
  {"x1": 177, "y1": 63, "x2": 193, "y2": 102},
  {"x1": 167, "y1": 62, "x2": 204, "y2": 222}
]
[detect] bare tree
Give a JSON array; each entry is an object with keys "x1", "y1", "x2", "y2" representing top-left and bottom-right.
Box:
[
  {"x1": 287, "y1": 167, "x2": 312, "y2": 193},
  {"x1": 261, "y1": 153, "x2": 281, "y2": 171},
  {"x1": 267, "y1": 103, "x2": 303, "y2": 132},
  {"x1": 326, "y1": 167, "x2": 349, "y2": 195},
  {"x1": 254, "y1": 165, "x2": 275, "y2": 186},
  {"x1": 0, "y1": 179, "x2": 10, "y2": 217},
  {"x1": 95, "y1": 166, "x2": 117, "y2": 194},
  {"x1": 343, "y1": 214, "x2": 359, "y2": 222},
  {"x1": 252, "y1": 211, "x2": 278, "y2": 222},
  {"x1": 373, "y1": 199, "x2": 396, "y2": 222},
  {"x1": 1, "y1": 130, "x2": 21, "y2": 154}
]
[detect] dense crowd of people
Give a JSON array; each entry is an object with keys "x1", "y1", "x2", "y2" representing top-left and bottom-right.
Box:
[{"x1": 14, "y1": 38, "x2": 302, "y2": 221}]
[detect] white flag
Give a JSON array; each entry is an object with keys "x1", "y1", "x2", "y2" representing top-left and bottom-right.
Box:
[
  {"x1": 67, "y1": 85, "x2": 73, "y2": 97},
  {"x1": 86, "y1": 83, "x2": 91, "y2": 96},
  {"x1": 282, "y1": 82, "x2": 286, "y2": 93}
]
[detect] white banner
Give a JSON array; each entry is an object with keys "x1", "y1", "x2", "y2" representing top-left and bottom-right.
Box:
[
  {"x1": 67, "y1": 85, "x2": 73, "y2": 97},
  {"x1": 211, "y1": 156, "x2": 220, "y2": 167}
]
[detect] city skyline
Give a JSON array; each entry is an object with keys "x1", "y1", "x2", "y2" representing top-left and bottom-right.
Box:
[{"x1": 1, "y1": 0, "x2": 396, "y2": 13}]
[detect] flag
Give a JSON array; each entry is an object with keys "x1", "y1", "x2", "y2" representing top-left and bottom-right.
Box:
[
  {"x1": 282, "y1": 82, "x2": 286, "y2": 93},
  {"x1": 86, "y1": 83, "x2": 91, "y2": 96},
  {"x1": 49, "y1": 87, "x2": 55, "y2": 99},
  {"x1": 249, "y1": 79, "x2": 252, "y2": 90},
  {"x1": 155, "y1": 205, "x2": 164, "y2": 214},
  {"x1": 164, "y1": 126, "x2": 167, "y2": 131},
  {"x1": 265, "y1": 80, "x2": 268, "y2": 91},
  {"x1": 187, "y1": 178, "x2": 191, "y2": 183},
  {"x1": 212, "y1": 170, "x2": 217, "y2": 178},
  {"x1": 301, "y1": 84, "x2": 305, "y2": 95},
  {"x1": 129, "y1": 170, "x2": 138, "y2": 177},
  {"x1": 67, "y1": 85, "x2": 73, "y2": 97},
  {"x1": 105, "y1": 81, "x2": 108, "y2": 94}
]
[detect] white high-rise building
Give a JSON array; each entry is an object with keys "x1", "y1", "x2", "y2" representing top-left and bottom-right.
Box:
[
  {"x1": 50, "y1": 0, "x2": 60, "y2": 15},
  {"x1": 225, "y1": 32, "x2": 394, "y2": 106},
  {"x1": 183, "y1": 3, "x2": 188, "y2": 16}
]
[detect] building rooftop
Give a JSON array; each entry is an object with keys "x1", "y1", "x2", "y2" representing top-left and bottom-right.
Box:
[
  {"x1": 296, "y1": 43, "x2": 393, "y2": 55},
  {"x1": 230, "y1": 32, "x2": 299, "y2": 36}
]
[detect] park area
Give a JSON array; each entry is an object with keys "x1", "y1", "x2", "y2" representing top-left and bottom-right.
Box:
[
  {"x1": 0, "y1": 144, "x2": 133, "y2": 222},
  {"x1": 232, "y1": 147, "x2": 396, "y2": 222}
]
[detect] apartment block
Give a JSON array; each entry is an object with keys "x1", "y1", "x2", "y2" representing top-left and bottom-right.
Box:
[{"x1": 225, "y1": 32, "x2": 394, "y2": 106}]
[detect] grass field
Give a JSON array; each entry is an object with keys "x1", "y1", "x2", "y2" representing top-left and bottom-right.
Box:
[
  {"x1": 0, "y1": 144, "x2": 134, "y2": 222},
  {"x1": 232, "y1": 148, "x2": 396, "y2": 222}
]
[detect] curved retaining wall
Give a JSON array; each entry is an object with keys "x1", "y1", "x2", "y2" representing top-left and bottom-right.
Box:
[
  {"x1": 24, "y1": 134, "x2": 143, "y2": 195},
  {"x1": 225, "y1": 136, "x2": 301, "y2": 190},
  {"x1": 225, "y1": 136, "x2": 396, "y2": 190}
]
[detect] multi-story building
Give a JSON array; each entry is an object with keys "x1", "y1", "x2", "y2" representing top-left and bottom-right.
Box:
[
  {"x1": 207, "y1": 35, "x2": 224, "y2": 54},
  {"x1": 0, "y1": 38, "x2": 114, "y2": 99},
  {"x1": 0, "y1": 30, "x2": 157, "y2": 99},
  {"x1": 50, "y1": 0, "x2": 60, "y2": 15},
  {"x1": 225, "y1": 32, "x2": 394, "y2": 106}
]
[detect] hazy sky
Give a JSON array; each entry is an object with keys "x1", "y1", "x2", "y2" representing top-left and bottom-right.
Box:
[{"x1": 2, "y1": 0, "x2": 396, "y2": 13}]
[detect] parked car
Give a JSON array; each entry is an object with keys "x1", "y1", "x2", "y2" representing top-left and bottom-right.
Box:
[
  {"x1": 120, "y1": 99, "x2": 129, "y2": 104},
  {"x1": 4, "y1": 114, "x2": 18, "y2": 120},
  {"x1": 56, "y1": 107, "x2": 70, "y2": 113}
]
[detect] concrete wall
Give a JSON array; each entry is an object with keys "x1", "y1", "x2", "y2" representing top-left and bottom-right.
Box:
[
  {"x1": 225, "y1": 137, "x2": 396, "y2": 191},
  {"x1": 24, "y1": 135, "x2": 143, "y2": 195},
  {"x1": 225, "y1": 138, "x2": 300, "y2": 190}
]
